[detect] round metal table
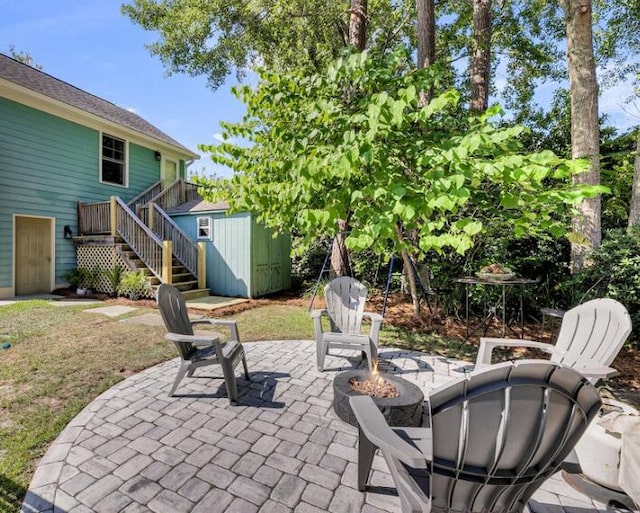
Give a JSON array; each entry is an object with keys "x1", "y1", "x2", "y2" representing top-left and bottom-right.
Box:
[{"x1": 456, "y1": 276, "x2": 538, "y2": 340}]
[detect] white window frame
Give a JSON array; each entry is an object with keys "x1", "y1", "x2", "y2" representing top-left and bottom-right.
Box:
[
  {"x1": 99, "y1": 132, "x2": 129, "y2": 187},
  {"x1": 197, "y1": 216, "x2": 212, "y2": 240}
]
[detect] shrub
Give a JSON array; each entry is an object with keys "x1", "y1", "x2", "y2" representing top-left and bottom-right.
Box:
[
  {"x1": 62, "y1": 268, "x2": 81, "y2": 288},
  {"x1": 117, "y1": 270, "x2": 152, "y2": 300},
  {"x1": 103, "y1": 266, "x2": 124, "y2": 296},
  {"x1": 290, "y1": 235, "x2": 331, "y2": 291},
  {"x1": 76, "y1": 267, "x2": 94, "y2": 289},
  {"x1": 561, "y1": 226, "x2": 640, "y2": 345}
]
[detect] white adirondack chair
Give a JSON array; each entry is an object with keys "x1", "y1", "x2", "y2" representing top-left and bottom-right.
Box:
[
  {"x1": 311, "y1": 277, "x2": 383, "y2": 372},
  {"x1": 476, "y1": 298, "x2": 632, "y2": 382}
]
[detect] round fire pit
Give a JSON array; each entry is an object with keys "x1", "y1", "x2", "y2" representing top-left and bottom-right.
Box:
[{"x1": 333, "y1": 369, "x2": 424, "y2": 427}]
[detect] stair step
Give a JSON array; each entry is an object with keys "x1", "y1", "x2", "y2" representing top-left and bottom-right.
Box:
[
  {"x1": 173, "y1": 280, "x2": 199, "y2": 292},
  {"x1": 171, "y1": 273, "x2": 194, "y2": 283},
  {"x1": 181, "y1": 288, "x2": 211, "y2": 300}
]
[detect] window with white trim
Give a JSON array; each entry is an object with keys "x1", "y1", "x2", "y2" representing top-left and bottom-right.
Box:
[
  {"x1": 101, "y1": 134, "x2": 127, "y2": 186},
  {"x1": 197, "y1": 217, "x2": 211, "y2": 239}
]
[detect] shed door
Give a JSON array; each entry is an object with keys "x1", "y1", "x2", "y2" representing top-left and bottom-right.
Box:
[
  {"x1": 269, "y1": 236, "x2": 283, "y2": 291},
  {"x1": 253, "y1": 225, "x2": 283, "y2": 297},
  {"x1": 15, "y1": 216, "x2": 53, "y2": 295}
]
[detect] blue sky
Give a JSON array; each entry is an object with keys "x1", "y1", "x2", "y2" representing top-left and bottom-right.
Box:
[
  {"x1": 0, "y1": 0, "x2": 243, "y2": 178},
  {"x1": 2, "y1": 1, "x2": 638, "y2": 181}
]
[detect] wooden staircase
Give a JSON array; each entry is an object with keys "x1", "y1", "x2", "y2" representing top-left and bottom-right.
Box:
[
  {"x1": 115, "y1": 238, "x2": 207, "y2": 298},
  {"x1": 78, "y1": 179, "x2": 209, "y2": 299}
]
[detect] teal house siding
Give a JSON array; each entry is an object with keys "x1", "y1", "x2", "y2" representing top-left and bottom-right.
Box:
[
  {"x1": 0, "y1": 52, "x2": 197, "y2": 298},
  {"x1": 128, "y1": 142, "x2": 163, "y2": 196},
  {"x1": 170, "y1": 208, "x2": 291, "y2": 298},
  {"x1": 0, "y1": 97, "x2": 180, "y2": 295}
]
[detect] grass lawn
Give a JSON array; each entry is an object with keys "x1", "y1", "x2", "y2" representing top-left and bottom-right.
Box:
[{"x1": 0, "y1": 298, "x2": 464, "y2": 512}]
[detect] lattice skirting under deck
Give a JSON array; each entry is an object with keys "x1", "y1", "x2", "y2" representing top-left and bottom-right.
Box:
[{"x1": 76, "y1": 243, "x2": 154, "y2": 298}]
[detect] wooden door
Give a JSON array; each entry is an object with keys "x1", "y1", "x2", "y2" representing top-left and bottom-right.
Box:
[
  {"x1": 162, "y1": 159, "x2": 178, "y2": 186},
  {"x1": 15, "y1": 216, "x2": 52, "y2": 295}
]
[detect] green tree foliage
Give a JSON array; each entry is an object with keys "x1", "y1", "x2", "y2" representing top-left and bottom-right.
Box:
[
  {"x1": 600, "y1": 127, "x2": 638, "y2": 229},
  {"x1": 560, "y1": 225, "x2": 640, "y2": 344},
  {"x1": 595, "y1": 0, "x2": 640, "y2": 88},
  {"x1": 8, "y1": 44, "x2": 42, "y2": 70},
  {"x1": 195, "y1": 49, "x2": 605, "y2": 263},
  {"x1": 122, "y1": 0, "x2": 412, "y2": 89}
]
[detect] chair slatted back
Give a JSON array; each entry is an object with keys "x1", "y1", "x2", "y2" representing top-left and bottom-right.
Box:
[
  {"x1": 157, "y1": 284, "x2": 196, "y2": 360},
  {"x1": 324, "y1": 277, "x2": 368, "y2": 335},
  {"x1": 552, "y1": 298, "x2": 631, "y2": 372},
  {"x1": 427, "y1": 361, "x2": 601, "y2": 513}
]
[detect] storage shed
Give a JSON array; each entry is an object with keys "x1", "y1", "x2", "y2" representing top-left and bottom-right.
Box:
[{"x1": 168, "y1": 199, "x2": 291, "y2": 298}]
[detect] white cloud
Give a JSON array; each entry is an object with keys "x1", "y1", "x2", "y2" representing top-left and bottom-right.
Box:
[
  {"x1": 213, "y1": 132, "x2": 226, "y2": 142},
  {"x1": 125, "y1": 106, "x2": 139, "y2": 114}
]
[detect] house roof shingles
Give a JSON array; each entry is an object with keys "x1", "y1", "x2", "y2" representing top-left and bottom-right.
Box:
[{"x1": 0, "y1": 53, "x2": 194, "y2": 155}]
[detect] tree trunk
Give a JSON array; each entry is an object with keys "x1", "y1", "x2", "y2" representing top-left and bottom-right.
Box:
[
  {"x1": 561, "y1": 0, "x2": 601, "y2": 271},
  {"x1": 410, "y1": 0, "x2": 437, "y2": 311},
  {"x1": 330, "y1": 0, "x2": 368, "y2": 277},
  {"x1": 628, "y1": 130, "x2": 640, "y2": 227},
  {"x1": 349, "y1": 0, "x2": 368, "y2": 51},
  {"x1": 470, "y1": 0, "x2": 492, "y2": 113},
  {"x1": 330, "y1": 221, "x2": 352, "y2": 277},
  {"x1": 395, "y1": 224, "x2": 420, "y2": 317},
  {"x1": 417, "y1": 0, "x2": 436, "y2": 106}
]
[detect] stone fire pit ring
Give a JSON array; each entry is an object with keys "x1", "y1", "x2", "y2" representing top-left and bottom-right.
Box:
[{"x1": 333, "y1": 369, "x2": 425, "y2": 427}]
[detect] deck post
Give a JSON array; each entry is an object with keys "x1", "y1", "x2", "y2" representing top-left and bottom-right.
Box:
[
  {"x1": 162, "y1": 240, "x2": 173, "y2": 284},
  {"x1": 77, "y1": 202, "x2": 83, "y2": 236},
  {"x1": 198, "y1": 242, "x2": 206, "y2": 289},
  {"x1": 148, "y1": 202, "x2": 155, "y2": 231},
  {"x1": 110, "y1": 196, "x2": 117, "y2": 237}
]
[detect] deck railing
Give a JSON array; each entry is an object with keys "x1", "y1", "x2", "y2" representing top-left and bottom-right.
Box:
[
  {"x1": 112, "y1": 197, "x2": 165, "y2": 280},
  {"x1": 151, "y1": 178, "x2": 200, "y2": 211},
  {"x1": 127, "y1": 181, "x2": 163, "y2": 212},
  {"x1": 78, "y1": 201, "x2": 111, "y2": 235},
  {"x1": 148, "y1": 202, "x2": 199, "y2": 276}
]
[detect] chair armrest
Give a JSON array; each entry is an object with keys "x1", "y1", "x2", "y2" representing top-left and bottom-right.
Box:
[
  {"x1": 192, "y1": 319, "x2": 240, "y2": 342},
  {"x1": 578, "y1": 366, "x2": 618, "y2": 380},
  {"x1": 363, "y1": 312, "x2": 383, "y2": 344},
  {"x1": 311, "y1": 309, "x2": 328, "y2": 342},
  {"x1": 476, "y1": 337, "x2": 556, "y2": 367},
  {"x1": 350, "y1": 396, "x2": 429, "y2": 468},
  {"x1": 363, "y1": 312, "x2": 383, "y2": 325},
  {"x1": 165, "y1": 332, "x2": 221, "y2": 346}
]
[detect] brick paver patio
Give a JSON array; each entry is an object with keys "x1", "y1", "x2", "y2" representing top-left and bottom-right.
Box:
[{"x1": 21, "y1": 340, "x2": 620, "y2": 513}]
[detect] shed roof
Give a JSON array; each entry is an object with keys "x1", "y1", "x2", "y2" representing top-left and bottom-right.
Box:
[
  {"x1": 0, "y1": 53, "x2": 195, "y2": 156},
  {"x1": 167, "y1": 198, "x2": 230, "y2": 214}
]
